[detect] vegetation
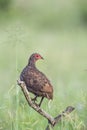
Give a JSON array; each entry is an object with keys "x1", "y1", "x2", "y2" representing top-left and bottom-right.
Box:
[{"x1": 0, "y1": 0, "x2": 87, "y2": 130}]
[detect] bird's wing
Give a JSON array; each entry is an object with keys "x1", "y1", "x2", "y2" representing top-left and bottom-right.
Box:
[
  {"x1": 40, "y1": 82, "x2": 53, "y2": 93},
  {"x1": 30, "y1": 70, "x2": 53, "y2": 93},
  {"x1": 20, "y1": 66, "x2": 53, "y2": 99}
]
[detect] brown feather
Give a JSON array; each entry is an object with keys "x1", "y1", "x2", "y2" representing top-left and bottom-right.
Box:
[{"x1": 20, "y1": 53, "x2": 53, "y2": 106}]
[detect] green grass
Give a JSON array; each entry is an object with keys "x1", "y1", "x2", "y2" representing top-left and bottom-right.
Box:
[
  {"x1": 0, "y1": 21, "x2": 87, "y2": 130},
  {"x1": 0, "y1": 0, "x2": 87, "y2": 129}
]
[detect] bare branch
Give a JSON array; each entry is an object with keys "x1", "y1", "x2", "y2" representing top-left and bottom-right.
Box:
[
  {"x1": 17, "y1": 80, "x2": 75, "y2": 130},
  {"x1": 17, "y1": 80, "x2": 55, "y2": 125},
  {"x1": 46, "y1": 106, "x2": 75, "y2": 130}
]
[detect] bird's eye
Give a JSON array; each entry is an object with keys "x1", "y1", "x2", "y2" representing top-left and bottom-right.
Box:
[{"x1": 36, "y1": 55, "x2": 39, "y2": 58}]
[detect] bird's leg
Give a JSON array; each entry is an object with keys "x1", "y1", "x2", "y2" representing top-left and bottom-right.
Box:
[
  {"x1": 31, "y1": 95, "x2": 38, "y2": 103},
  {"x1": 38, "y1": 97, "x2": 44, "y2": 107}
]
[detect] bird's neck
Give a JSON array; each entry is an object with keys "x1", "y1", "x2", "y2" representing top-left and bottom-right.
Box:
[{"x1": 28, "y1": 59, "x2": 36, "y2": 68}]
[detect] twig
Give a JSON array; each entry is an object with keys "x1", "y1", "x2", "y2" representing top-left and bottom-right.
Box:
[
  {"x1": 17, "y1": 80, "x2": 75, "y2": 130},
  {"x1": 46, "y1": 106, "x2": 75, "y2": 130},
  {"x1": 17, "y1": 80, "x2": 55, "y2": 125}
]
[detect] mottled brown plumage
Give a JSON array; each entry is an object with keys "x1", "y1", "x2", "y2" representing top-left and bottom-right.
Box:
[{"x1": 20, "y1": 53, "x2": 53, "y2": 106}]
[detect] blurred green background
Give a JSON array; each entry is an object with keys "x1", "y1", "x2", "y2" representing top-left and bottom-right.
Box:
[{"x1": 0, "y1": 0, "x2": 87, "y2": 130}]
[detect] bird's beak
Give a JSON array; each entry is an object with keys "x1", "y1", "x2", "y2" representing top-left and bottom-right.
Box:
[{"x1": 41, "y1": 56, "x2": 44, "y2": 60}]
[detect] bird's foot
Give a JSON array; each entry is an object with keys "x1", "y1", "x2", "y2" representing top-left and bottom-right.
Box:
[
  {"x1": 34, "y1": 103, "x2": 40, "y2": 107},
  {"x1": 31, "y1": 96, "x2": 37, "y2": 103}
]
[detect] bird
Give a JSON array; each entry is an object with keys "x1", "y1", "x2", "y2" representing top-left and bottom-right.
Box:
[{"x1": 20, "y1": 53, "x2": 53, "y2": 107}]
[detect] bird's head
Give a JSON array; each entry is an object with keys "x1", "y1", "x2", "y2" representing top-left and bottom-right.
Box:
[
  {"x1": 28, "y1": 53, "x2": 44, "y2": 65},
  {"x1": 33, "y1": 53, "x2": 44, "y2": 61}
]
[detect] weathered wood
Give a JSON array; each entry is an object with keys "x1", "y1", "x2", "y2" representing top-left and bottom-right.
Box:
[
  {"x1": 17, "y1": 80, "x2": 75, "y2": 130},
  {"x1": 46, "y1": 106, "x2": 75, "y2": 130}
]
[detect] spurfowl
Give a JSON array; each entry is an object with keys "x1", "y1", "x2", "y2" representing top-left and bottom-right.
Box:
[{"x1": 20, "y1": 53, "x2": 53, "y2": 107}]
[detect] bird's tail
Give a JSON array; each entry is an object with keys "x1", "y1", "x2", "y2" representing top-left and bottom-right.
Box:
[{"x1": 47, "y1": 92, "x2": 53, "y2": 100}]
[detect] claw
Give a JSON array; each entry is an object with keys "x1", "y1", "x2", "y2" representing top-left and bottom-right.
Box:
[{"x1": 31, "y1": 96, "x2": 38, "y2": 103}]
